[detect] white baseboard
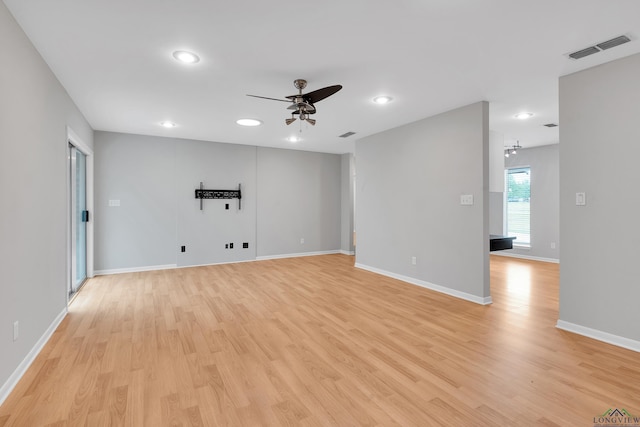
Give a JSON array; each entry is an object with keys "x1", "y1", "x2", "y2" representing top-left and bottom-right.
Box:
[
  {"x1": 94, "y1": 264, "x2": 177, "y2": 276},
  {"x1": 491, "y1": 251, "x2": 559, "y2": 264},
  {"x1": 556, "y1": 320, "x2": 640, "y2": 353},
  {"x1": 256, "y1": 250, "x2": 341, "y2": 261},
  {"x1": 95, "y1": 251, "x2": 351, "y2": 275},
  {"x1": 339, "y1": 250, "x2": 355, "y2": 256},
  {"x1": 354, "y1": 263, "x2": 492, "y2": 305},
  {"x1": 0, "y1": 308, "x2": 67, "y2": 406}
]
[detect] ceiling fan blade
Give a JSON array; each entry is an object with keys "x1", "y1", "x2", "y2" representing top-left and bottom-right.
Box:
[
  {"x1": 246, "y1": 94, "x2": 291, "y2": 103},
  {"x1": 287, "y1": 104, "x2": 298, "y2": 110},
  {"x1": 303, "y1": 85, "x2": 342, "y2": 104}
]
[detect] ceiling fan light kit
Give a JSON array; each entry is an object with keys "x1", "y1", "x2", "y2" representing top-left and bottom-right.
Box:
[{"x1": 248, "y1": 79, "x2": 342, "y2": 128}]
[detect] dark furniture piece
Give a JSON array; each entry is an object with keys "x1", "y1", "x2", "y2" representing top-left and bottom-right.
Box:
[{"x1": 490, "y1": 234, "x2": 516, "y2": 251}]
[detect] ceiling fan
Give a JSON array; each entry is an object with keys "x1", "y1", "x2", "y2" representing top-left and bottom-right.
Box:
[{"x1": 247, "y1": 79, "x2": 342, "y2": 126}]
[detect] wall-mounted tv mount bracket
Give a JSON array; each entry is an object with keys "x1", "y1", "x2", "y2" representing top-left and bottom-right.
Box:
[{"x1": 195, "y1": 182, "x2": 242, "y2": 211}]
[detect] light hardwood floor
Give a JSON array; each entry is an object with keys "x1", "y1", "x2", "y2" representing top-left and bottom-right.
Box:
[{"x1": 1, "y1": 254, "x2": 639, "y2": 426}]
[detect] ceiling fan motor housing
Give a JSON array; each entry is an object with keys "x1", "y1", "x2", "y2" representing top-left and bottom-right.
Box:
[{"x1": 294, "y1": 79, "x2": 307, "y2": 90}]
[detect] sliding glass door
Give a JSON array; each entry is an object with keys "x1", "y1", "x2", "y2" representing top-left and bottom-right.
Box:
[{"x1": 70, "y1": 144, "x2": 87, "y2": 296}]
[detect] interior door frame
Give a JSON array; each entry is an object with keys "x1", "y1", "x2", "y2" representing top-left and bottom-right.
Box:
[{"x1": 66, "y1": 126, "x2": 94, "y2": 303}]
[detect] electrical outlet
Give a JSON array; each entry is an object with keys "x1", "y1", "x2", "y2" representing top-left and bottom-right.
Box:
[
  {"x1": 181, "y1": 246, "x2": 186, "y2": 253},
  {"x1": 243, "y1": 242, "x2": 249, "y2": 249},
  {"x1": 229, "y1": 243, "x2": 234, "y2": 249},
  {"x1": 225, "y1": 244, "x2": 229, "y2": 249},
  {"x1": 551, "y1": 242, "x2": 556, "y2": 249},
  {"x1": 460, "y1": 194, "x2": 474, "y2": 205},
  {"x1": 13, "y1": 321, "x2": 19, "y2": 341},
  {"x1": 411, "y1": 256, "x2": 417, "y2": 265},
  {"x1": 300, "y1": 238, "x2": 305, "y2": 244}
]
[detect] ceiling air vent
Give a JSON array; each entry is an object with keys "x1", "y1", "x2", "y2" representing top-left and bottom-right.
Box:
[
  {"x1": 569, "y1": 46, "x2": 600, "y2": 60},
  {"x1": 597, "y1": 35, "x2": 631, "y2": 50},
  {"x1": 568, "y1": 34, "x2": 632, "y2": 60},
  {"x1": 544, "y1": 123, "x2": 558, "y2": 128},
  {"x1": 339, "y1": 131, "x2": 356, "y2": 138}
]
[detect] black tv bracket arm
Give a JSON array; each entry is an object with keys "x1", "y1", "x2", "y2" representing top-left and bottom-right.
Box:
[{"x1": 194, "y1": 182, "x2": 242, "y2": 211}]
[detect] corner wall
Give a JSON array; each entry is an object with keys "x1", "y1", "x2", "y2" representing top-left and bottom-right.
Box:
[
  {"x1": 0, "y1": 2, "x2": 93, "y2": 399},
  {"x1": 340, "y1": 153, "x2": 355, "y2": 254},
  {"x1": 558, "y1": 52, "x2": 640, "y2": 348},
  {"x1": 256, "y1": 147, "x2": 341, "y2": 258},
  {"x1": 355, "y1": 102, "x2": 490, "y2": 303}
]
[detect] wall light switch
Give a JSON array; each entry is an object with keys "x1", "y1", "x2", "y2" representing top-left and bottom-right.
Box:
[
  {"x1": 108, "y1": 199, "x2": 120, "y2": 207},
  {"x1": 576, "y1": 192, "x2": 586, "y2": 206},
  {"x1": 460, "y1": 195, "x2": 474, "y2": 205}
]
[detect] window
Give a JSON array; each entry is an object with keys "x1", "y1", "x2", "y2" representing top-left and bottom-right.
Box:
[{"x1": 505, "y1": 167, "x2": 530, "y2": 246}]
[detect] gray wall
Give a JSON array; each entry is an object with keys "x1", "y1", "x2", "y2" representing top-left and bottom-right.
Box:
[
  {"x1": 489, "y1": 192, "x2": 504, "y2": 236},
  {"x1": 94, "y1": 133, "x2": 178, "y2": 270},
  {"x1": 559, "y1": 52, "x2": 640, "y2": 343},
  {"x1": 256, "y1": 147, "x2": 341, "y2": 258},
  {"x1": 178, "y1": 141, "x2": 257, "y2": 266},
  {"x1": 340, "y1": 153, "x2": 355, "y2": 254},
  {"x1": 488, "y1": 131, "x2": 505, "y2": 236},
  {"x1": 355, "y1": 102, "x2": 490, "y2": 302},
  {"x1": 94, "y1": 132, "x2": 341, "y2": 272},
  {"x1": 0, "y1": 2, "x2": 93, "y2": 395},
  {"x1": 503, "y1": 144, "x2": 559, "y2": 261}
]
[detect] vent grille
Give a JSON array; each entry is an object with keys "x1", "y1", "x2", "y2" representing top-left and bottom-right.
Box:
[
  {"x1": 339, "y1": 131, "x2": 356, "y2": 138},
  {"x1": 597, "y1": 35, "x2": 631, "y2": 50},
  {"x1": 544, "y1": 123, "x2": 558, "y2": 128},
  {"x1": 569, "y1": 46, "x2": 600, "y2": 60},
  {"x1": 568, "y1": 34, "x2": 632, "y2": 60}
]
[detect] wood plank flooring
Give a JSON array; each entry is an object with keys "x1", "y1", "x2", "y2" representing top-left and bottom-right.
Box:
[{"x1": 1, "y1": 254, "x2": 639, "y2": 426}]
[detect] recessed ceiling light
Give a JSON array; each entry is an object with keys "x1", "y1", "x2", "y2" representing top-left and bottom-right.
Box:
[
  {"x1": 514, "y1": 112, "x2": 534, "y2": 120},
  {"x1": 373, "y1": 96, "x2": 393, "y2": 105},
  {"x1": 172, "y1": 50, "x2": 200, "y2": 64},
  {"x1": 160, "y1": 121, "x2": 176, "y2": 128},
  {"x1": 287, "y1": 136, "x2": 301, "y2": 143},
  {"x1": 236, "y1": 118, "x2": 262, "y2": 127}
]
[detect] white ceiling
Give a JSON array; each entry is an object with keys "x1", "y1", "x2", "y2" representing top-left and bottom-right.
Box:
[{"x1": 5, "y1": 0, "x2": 640, "y2": 154}]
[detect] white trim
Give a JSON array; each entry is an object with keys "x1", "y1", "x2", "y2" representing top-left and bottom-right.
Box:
[
  {"x1": 556, "y1": 320, "x2": 640, "y2": 353},
  {"x1": 256, "y1": 250, "x2": 341, "y2": 261},
  {"x1": 491, "y1": 251, "x2": 559, "y2": 264},
  {"x1": 339, "y1": 250, "x2": 355, "y2": 256},
  {"x1": 67, "y1": 127, "x2": 93, "y2": 155},
  {"x1": 94, "y1": 264, "x2": 178, "y2": 276},
  {"x1": 66, "y1": 126, "x2": 94, "y2": 304},
  {"x1": 0, "y1": 309, "x2": 67, "y2": 406},
  {"x1": 512, "y1": 244, "x2": 531, "y2": 249},
  {"x1": 354, "y1": 263, "x2": 492, "y2": 305},
  {"x1": 95, "y1": 251, "x2": 349, "y2": 275}
]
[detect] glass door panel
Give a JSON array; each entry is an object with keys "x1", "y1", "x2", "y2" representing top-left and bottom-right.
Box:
[{"x1": 70, "y1": 145, "x2": 87, "y2": 296}]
